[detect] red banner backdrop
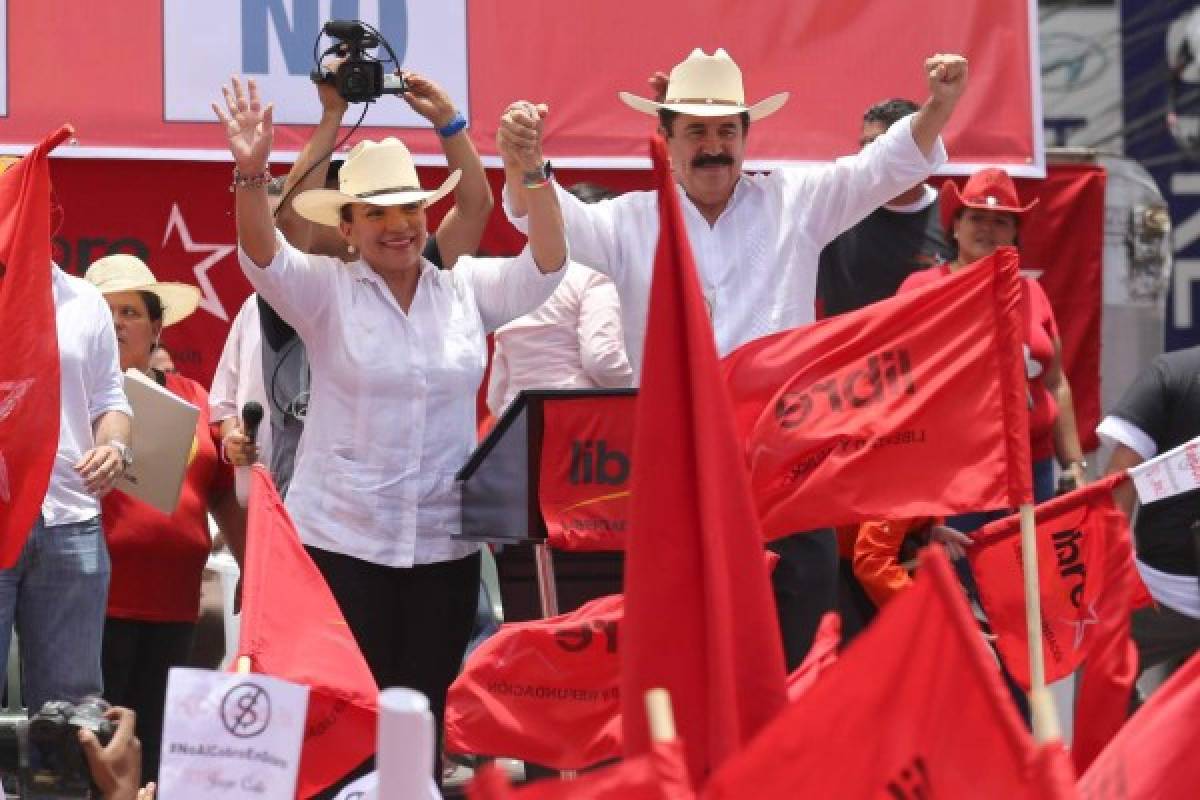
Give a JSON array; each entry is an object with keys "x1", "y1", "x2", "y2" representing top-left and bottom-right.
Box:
[{"x1": 2, "y1": 2, "x2": 1040, "y2": 173}]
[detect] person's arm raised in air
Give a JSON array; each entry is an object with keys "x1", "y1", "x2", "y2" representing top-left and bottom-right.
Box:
[
  {"x1": 213, "y1": 77, "x2": 277, "y2": 269},
  {"x1": 401, "y1": 71, "x2": 493, "y2": 266},
  {"x1": 275, "y1": 61, "x2": 348, "y2": 251}
]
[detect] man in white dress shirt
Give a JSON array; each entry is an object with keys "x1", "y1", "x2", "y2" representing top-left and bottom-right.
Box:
[{"x1": 499, "y1": 48, "x2": 968, "y2": 668}]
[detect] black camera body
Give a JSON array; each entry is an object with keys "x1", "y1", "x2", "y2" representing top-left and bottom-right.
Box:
[
  {"x1": 0, "y1": 698, "x2": 115, "y2": 799},
  {"x1": 314, "y1": 20, "x2": 406, "y2": 104}
]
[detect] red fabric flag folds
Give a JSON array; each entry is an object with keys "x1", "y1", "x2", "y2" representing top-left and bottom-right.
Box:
[
  {"x1": 467, "y1": 740, "x2": 694, "y2": 800},
  {"x1": 969, "y1": 473, "x2": 1139, "y2": 771},
  {"x1": 621, "y1": 136, "x2": 787, "y2": 788},
  {"x1": 237, "y1": 466, "x2": 378, "y2": 798},
  {"x1": 1079, "y1": 650, "x2": 1200, "y2": 799},
  {"x1": 704, "y1": 550, "x2": 1058, "y2": 800},
  {"x1": 785, "y1": 612, "x2": 841, "y2": 701},
  {"x1": 0, "y1": 125, "x2": 72, "y2": 567},
  {"x1": 722, "y1": 247, "x2": 1032, "y2": 540},
  {"x1": 970, "y1": 473, "x2": 1132, "y2": 689},
  {"x1": 445, "y1": 594, "x2": 622, "y2": 770}
]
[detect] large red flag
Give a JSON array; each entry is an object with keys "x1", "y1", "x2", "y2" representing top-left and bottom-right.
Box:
[
  {"x1": 467, "y1": 740, "x2": 694, "y2": 800},
  {"x1": 237, "y1": 466, "x2": 378, "y2": 798},
  {"x1": 445, "y1": 594, "x2": 622, "y2": 770},
  {"x1": 704, "y1": 550, "x2": 1058, "y2": 799},
  {"x1": 1079, "y1": 650, "x2": 1200, "y2": 799},
  {"x1": 621, "y1": 136, "x2": 787, "y2": 788},
  {"x1": 0, "y1": 125, "x2": 72, "y2": 567},
  {"x1": 970, "y1": 473, "x2": 1131, "y2": 689},
  {"x1": 722, "y1": 248, "x2": 1032, "y2": 540}
]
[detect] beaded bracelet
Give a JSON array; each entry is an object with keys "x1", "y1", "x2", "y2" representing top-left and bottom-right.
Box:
[{"x1": 229, "y1": 167, "x2": 273, "y2": 192}]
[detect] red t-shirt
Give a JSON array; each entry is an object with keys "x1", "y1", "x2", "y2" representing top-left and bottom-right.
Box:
[
  {"x1": 102, "y1": 373, "x2": 232, "y2": 622},
  {"x1": 897, "y1": 265, "x2": 1060, "y2": 461}
]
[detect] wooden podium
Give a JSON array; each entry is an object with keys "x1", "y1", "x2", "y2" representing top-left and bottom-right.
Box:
[{"x1": 455, "y1": 388, "x2": 636, "y2": 622}]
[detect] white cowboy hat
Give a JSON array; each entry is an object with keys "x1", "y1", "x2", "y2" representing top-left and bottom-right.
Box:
[
  {"x1": 619, "y1": 48, "x2": 789, "y2": 121},
  {"x1": 292, "y1": 137, "x2": 461, "y2": 227},
  {"x1": 84, "y1": 254, "x2": 201, "y2": 327}
]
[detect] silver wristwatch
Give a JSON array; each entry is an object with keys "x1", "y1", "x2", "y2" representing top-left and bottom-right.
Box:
[{"x1": 109, "y1": 441, "x2": 134, "y2": 472}]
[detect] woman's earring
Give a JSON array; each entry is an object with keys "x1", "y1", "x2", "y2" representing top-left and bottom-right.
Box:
[{"x1": 347, "y1": 244, "x2": 356, "y2": 254}]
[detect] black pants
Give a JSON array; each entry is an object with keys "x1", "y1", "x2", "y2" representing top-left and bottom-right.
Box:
[
  {"x1": 101, "y1": 618, "x2": 196, "y2": 784},
  {"x1": 767, "y1": 530, "x2": 839, "y2": 671},
  {"x1": 306, "y1": 547, "x2": 480, "y2": 789}
]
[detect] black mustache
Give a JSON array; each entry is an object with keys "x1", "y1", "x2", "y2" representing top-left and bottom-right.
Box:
[{"x1": 691, "y1": 153, "x2": 734, "y2": 168}]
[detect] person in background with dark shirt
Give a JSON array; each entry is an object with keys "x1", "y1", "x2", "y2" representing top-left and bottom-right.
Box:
[
  {"x1": 1098, "y1": 348, "x2": 1200, "y2": 680},
  {"x1": 816, "y1": 98, "x2": 950, "y2": 317}
]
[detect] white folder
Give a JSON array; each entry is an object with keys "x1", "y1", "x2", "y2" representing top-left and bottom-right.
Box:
[{"x1": 117, "y1": 369, "x2": 199, "y2": 514}]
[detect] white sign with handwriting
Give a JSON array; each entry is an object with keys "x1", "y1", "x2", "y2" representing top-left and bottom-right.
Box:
[{"x1": 159, "y1": 668, "x2": 309, "y2": 800}]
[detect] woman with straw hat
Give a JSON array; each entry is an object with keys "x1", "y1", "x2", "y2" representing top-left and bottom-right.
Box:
[
  {"x1": 84, "y1": 253, "x2": 246, "y2": 782},
  {"x1": 213, "y1": 76, "x2": 568, "y2": 778}
]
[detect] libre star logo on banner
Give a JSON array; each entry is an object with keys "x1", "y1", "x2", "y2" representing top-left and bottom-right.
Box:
[{"x1": 162, "y1": 203, "x2": 234, "y2": 322}]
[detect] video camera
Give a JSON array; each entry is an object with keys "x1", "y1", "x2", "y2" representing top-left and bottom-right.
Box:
[
  {"x1": 0, "y1": 697, "x2": 115, "y2": 799},
  {"x1": 311, "y1": 20, "x2": 406, "y2": 104}
]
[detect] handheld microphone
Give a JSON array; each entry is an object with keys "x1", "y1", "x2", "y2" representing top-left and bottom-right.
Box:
[{"x1": 234, "y1": 401, "x2": 265, "y2": 508}]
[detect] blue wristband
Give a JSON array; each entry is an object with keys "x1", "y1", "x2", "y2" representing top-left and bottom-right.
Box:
[{"x1": 437, "y1": 112, "x2": 468, "y2": 138}]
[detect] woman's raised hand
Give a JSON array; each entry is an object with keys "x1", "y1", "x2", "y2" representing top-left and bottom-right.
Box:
[{"x1": 212, "y1": 76, "x2": 274, "y2": 173}]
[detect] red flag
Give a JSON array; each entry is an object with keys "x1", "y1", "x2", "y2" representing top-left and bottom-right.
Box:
[
  {"x1": 1079, "y1": 650, "x2": 1200, "y2": 798},
  {"x1": 0, "y1": 126, "x2": 72, "y2": 567},
  {"x1": 467, "y1": 740, "x2": 694, "y2": 800},
  {"x1": 703, "y1": 550, "x2": 1055, "y2": 799},
  {"x1": 968, "y1": 473, "x2": 1139, "y2": 772},
  {"x1": 445, "y1": 594, "x2": 622, "y2": 770},
  {"x1": 237, "y1": 466, "x2": 378, "y2": 798},
  {"x1": 722, "y1": 248, "x2": 1032, "y2": 540},
  {"x1": 621, "y1": 136, "x2": 787, "y2": 787},
  {"x1": 785, "y1": 612, "x2": 840, "y2": 701},
  {"x1": 970, "y1": 473, "x2": 1131, "y2": 689},
  {"x1": 1068, "y1": 485, "x2": 1140, "y2": 773},
  {"x1": 1032, "y1": 740, "x2": 1079, "y2": 800}
]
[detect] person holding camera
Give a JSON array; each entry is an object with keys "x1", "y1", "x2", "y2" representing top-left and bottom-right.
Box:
[{"x1": 213, "y1": 75, "x2": 568, "y2": 783}]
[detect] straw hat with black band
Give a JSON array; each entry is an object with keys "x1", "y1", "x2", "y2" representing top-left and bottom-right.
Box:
[
  {"x1": 618, "y1": 48, "x2": 789, "y2": 121},
  {"x1": 292, "y1": 137, "x2": 461, "y2": 228},
  {"x1": 84, "y1": 254, "x2": 201, "y2": 327}
]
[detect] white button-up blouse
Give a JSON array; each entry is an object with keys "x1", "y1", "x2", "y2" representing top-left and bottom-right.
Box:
[{"x1": 239, "y1": 234, "x2": 564, "y2": 567}]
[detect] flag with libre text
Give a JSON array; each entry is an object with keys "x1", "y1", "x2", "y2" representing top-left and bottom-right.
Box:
[
  {"x1": 445, "y1": 594, "x2": 622, "y2": 770},
  {"x1": 0, "y1": 125, "x2": 72, "y2": 567},
  {"x1": 237, "y1": 466, "x2": 379, "y2": 799},
  {"x1": 970, "y1": 473, "x2": 1131, "y2": 689},
  {"x1": 970, "y1": 473, "x2": 1139, "y2": 772},
  {"x1": 722, "y1": 248, "x2": 1032, "y2": 540},
  {"x1": 621, "y1": 136, "x2": 787, "y2": 788}
]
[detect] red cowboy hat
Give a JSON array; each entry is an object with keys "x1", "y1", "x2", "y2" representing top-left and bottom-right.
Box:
[{"x1": 939, "y1": 167, "x2": 1039, "y2": 233}]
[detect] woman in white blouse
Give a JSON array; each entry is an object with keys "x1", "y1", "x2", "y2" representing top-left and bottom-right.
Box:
[{"x1": 214, "y1": 78, "x2": 567, "y2": 778}]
